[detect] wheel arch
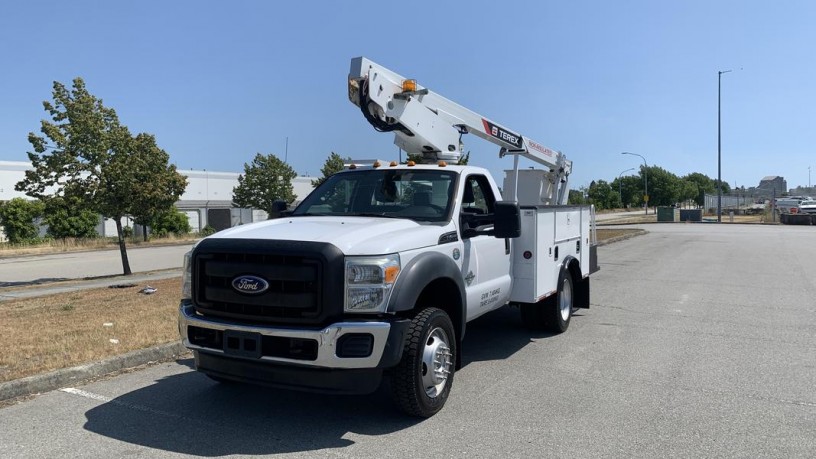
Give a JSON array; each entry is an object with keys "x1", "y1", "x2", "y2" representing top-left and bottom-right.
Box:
[{"x1": 387, "y1": 251, "x2": 466, "y2": 343}]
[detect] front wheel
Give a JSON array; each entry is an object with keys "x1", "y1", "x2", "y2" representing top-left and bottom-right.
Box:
[{"x1": 389, "y1": 307, "x2": 456, "y2": 417}]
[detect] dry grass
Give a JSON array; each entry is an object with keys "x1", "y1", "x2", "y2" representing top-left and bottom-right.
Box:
[
  {"x1": 596, "y1": 228, "x2": 644, "y2": 241},
  {"x1": 0, "y1": 277, "x2": 182, "y2": 383}
]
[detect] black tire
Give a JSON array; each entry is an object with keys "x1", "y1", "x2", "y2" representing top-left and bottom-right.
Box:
[
  {"x1": 520, "y1": 267, "x2": 574, "y2": 333},
  {"x1": 389, "y1": 307, "x2": 456, "y2": 418}
]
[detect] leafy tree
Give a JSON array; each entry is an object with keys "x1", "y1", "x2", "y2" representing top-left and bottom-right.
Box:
[
  {"x1": 43, "y1": 196, "x2": 99, "y2": 239},
  {"x1": 0, "y1": 198, "x2": 44, "y2": 243},
  {"x1": 457, "y1": 151, "x2": 470, "y2": 165},
  {"x1": 150, "y1": 208, "x2": 191, "y2": 237},
  {"x1": 127, "y1": 133, "x2": 188, "y2": 241},
  {"x1": 568, "y1": 189, "x2": 587, "y2": 205},
  {"x1": 641, "y1": 165, "x2": 682, "y2": 207},
  {"x1": 16, "y1": 77, "x2": 180, "y2": 274},
  {"x1": 233, "y1": 153, "x2": 297, "y2": 213},
  {"x1": 611, "y1": 175, "x2": 643, "y2": 208},
  {"x1": 587, "y1": 180, "x2": 620, "y2": 209},
  {"x1": 682, "y1": 172, "x2": 716, "y2": 206},
  {"x1": 312, "y1": 152, "x2": 347, "y2": 188}
]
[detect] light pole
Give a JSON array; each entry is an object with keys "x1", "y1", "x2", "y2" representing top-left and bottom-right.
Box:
[
  {"x1": 622, "y1": 152, "x2": 648, "y2": 214},
  {"x1": 618, "y1": 167, "x2": 635, "y2": 208},
  {"x1": 718, "y1": 69, "x2": 732, "y2": 223}
]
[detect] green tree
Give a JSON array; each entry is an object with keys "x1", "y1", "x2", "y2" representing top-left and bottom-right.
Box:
[
  {"x1": 127, "y1": 133, "x2": 188, "y2": 241},
  {"x1": 641, "y1": 165, "x2": 682, "y2": 207},
  {"x1": 611, "y1": 175, "x2": 643, "y2": 208},
  {"x1": 568, "y1": 189, "x2": 587, "y2": 205},
  {"x1": 233, "y1": 153, "x2": 297, "y2": 213},
  {"x1": 150, "y1": 208, "x2": 191, "y2": 237},
  {"x1": 587, "y1": 180, "x2": 619, "y2": 210},
  {"x1": 682, "y1": 172, "x2": 716, "y2": 206},
  {"x1": 16, "y1": 77, "x2": 177, "y2": 274},
  {"x1": 311, "y1": 152, "x2": 346, "y2": 188},
  {"x1": 0, "y1": 198, "x2": 45, "y2": 243},
  {"x1": 43, "y1": 196, "x2": 99, "y2": 239}
]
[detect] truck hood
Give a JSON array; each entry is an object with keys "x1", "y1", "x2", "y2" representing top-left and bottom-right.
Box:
[{"x1": 209, "y1": 216, "x2": 448, "y2": 255}]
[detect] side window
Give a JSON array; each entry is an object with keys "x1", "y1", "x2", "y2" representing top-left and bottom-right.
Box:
[{"x1": 462, "y1": 175, "x2": 496, "y2": 215}]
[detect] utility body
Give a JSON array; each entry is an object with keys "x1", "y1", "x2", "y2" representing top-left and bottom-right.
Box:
[{"x1": 178, "y1": 57, "x2": 598, "y2": 416}]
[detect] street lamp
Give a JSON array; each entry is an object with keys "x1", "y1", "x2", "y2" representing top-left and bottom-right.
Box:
[
  {"x1": 718, "y1": 69, "x2": 732, "y2": 223},
  {"x1": 622, "y1": 152, "x2": 648, "y2": 214},
  {"x1": 618, "y1": 167, "x2": 635, "y2": 208}
]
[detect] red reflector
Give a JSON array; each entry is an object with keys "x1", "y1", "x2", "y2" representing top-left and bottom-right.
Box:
[{"x1": 523, "y1": 251, "x2": 533, "y2": 259}]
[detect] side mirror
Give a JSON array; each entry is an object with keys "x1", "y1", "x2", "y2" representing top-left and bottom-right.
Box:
[
  {"x1": 269, "y1": 199, "x2": 289, "y2": 219},
  {"x1": 272, "y1": 200, "x2": 288, "y2": 212},
  {"x1": 493, "y1": 201, "x2": 521, "y2": 238}
]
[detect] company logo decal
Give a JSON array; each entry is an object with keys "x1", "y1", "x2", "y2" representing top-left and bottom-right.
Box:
[
  {"x1": 482, "y1": 119, "x2": 522, "y2": 148},
  {"x1": 453, "y1": 248, "x2": 461, "y2": 260},
  {"x1": 232, "y1": 275, "x2": 269, "y2": 294}
]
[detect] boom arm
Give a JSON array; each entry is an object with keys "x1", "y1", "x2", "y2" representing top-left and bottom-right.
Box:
[{"x1": 348, "y1": 56, "x2": 572, "y2": 204}]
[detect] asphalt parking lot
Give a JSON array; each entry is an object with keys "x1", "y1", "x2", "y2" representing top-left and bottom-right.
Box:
[{"x1": 1, "y1": 223, "x2": 814, "y2": 458}]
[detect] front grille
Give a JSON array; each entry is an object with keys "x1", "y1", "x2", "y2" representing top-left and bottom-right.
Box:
[
  {"x1": 191, "y1": 238, "x2": 345, "y2": 325},
  {"x1": 197, "y1": 252, "x2": 322, "y2": 320}
]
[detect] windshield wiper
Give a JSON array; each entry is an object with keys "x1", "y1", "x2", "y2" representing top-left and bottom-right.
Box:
[{"x1": 348, "y1": 212, "x2": 402, "y2": 219}]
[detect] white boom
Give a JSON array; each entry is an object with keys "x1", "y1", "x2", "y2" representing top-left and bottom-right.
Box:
[{"x1": 348, "y1": 56, "x2": 572, "y2": 205}]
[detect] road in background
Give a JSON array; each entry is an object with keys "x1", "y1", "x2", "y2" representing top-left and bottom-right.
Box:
[
  {"x1": 0, "y1": 245, "x2": 192, "y2": 286},
  {"x1": 1, "y1": 224, "x2": 815, "y2": 457}
]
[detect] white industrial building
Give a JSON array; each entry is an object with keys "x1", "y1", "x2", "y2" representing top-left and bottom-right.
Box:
[{"x1": 0, "y1": 160, "x2": 315, "y2": 238}]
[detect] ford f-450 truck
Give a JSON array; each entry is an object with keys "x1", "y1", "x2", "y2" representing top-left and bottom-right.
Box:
[{"x1": 178, "y1": 57, "x2": 598, "y2": 417}]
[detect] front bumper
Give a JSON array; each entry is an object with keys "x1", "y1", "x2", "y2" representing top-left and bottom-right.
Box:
[{"x1": 178, "y1": 300, "x2": 408, "y2": 370}]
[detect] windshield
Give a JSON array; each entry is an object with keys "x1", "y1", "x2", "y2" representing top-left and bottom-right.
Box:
[{"x1": 293, "y1": 169, "x2": 457, "y2": 222}]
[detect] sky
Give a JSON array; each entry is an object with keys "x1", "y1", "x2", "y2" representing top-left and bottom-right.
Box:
[{"x1": 1, "y1": 0, "x2": 815, "y2": 192}]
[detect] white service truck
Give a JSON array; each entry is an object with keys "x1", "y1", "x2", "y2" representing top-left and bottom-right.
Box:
[{"x1": 179, "y1": 57, "x2": 598, "y2": 417}]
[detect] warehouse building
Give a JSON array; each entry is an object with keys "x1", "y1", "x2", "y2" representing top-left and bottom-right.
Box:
[{"x1": 0, "y1": 160, "x2": 315, "y2": 238}]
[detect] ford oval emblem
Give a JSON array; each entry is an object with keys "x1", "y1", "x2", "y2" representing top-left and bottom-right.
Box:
[{"x1": 232, "y1": 275, "x2": 269, "y2": 294}]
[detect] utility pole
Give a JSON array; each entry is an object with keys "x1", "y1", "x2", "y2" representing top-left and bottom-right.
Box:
[{"x1": 718, "y1": 69, "x2": 732, "y2": 223}]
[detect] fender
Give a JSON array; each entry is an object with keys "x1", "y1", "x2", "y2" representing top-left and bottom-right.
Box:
[{"x1": 387, "y1": 251, "x2": 467, "y2": 338}]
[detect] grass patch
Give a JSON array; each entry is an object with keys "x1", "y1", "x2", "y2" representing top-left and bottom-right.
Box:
[
  {"x1": 0, "y1": 277, "x2": 182, "y2": 383},
  {"x1": 596, "y1": 228, "x2": 645, "y2": 242}
]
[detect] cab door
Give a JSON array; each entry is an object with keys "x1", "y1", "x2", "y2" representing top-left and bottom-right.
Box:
[{"x1": 458, "y1": 174, "x2": 513, "y2": 321}]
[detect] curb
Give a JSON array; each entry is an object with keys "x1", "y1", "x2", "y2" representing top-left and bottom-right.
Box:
[{"x1": 0, "y1": 341, "x2": 188, "y2": 402}]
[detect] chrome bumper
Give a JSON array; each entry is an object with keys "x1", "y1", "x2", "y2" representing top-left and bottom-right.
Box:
[{"x1": 178, "y1": 301, "x2": 392, "y2": 369}]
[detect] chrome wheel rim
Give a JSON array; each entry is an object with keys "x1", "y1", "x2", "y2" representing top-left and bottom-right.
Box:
[{"x1": 421, "y1": 327, "x2": 452, "y2": 398}]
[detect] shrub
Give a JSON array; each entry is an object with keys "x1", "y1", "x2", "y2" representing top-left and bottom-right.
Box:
[
  {"x1": 200, "y1": 225, "x2": 216, "y2": 237},
  {"x1": 0, "y1": 198, "x2": 45, "y2": 243},
  {"x1": 151, "y1": 209, "x2": 191, "y2": 237}
]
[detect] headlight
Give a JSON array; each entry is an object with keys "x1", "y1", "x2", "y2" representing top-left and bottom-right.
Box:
[
  {"x1": 181, "y1": 251, "x2": 193, "y2": 300},
  {"x1": 344, "y1": 254, "x2": 400, "y2": 313}
]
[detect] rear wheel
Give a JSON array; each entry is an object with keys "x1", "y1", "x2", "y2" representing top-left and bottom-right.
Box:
[
  {"x1": 390, "y1": 307, "x2": 456, "y2": 417},
  {"x1": 520, "y1": 268, "x2": 574, "y2": 333}
]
